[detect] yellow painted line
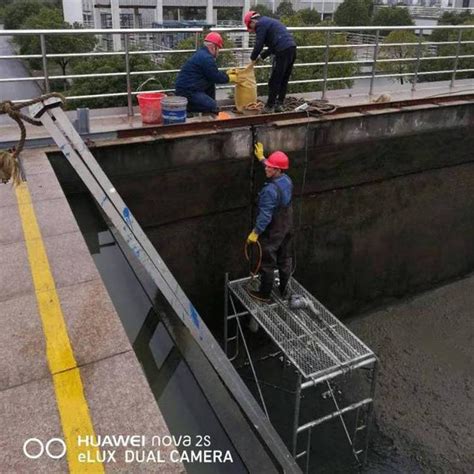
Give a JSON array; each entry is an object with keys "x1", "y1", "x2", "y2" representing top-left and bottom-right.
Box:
[{"x1": 15, "y1": 182, "x2": 104, "y2": 473}]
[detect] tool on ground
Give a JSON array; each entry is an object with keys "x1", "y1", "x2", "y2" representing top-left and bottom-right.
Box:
[{"x1": 289, "y1": 294, "x2": 321, "y2": 315}]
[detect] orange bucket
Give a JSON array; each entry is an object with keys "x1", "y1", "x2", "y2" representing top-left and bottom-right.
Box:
[{"x1": 137, "y1": 92, "x2": 166, "y2": 124}]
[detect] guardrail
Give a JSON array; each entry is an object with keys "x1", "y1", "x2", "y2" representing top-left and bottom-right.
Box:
[{"x1": 1, "y1": 25, "x2": 473, "y2": 115}]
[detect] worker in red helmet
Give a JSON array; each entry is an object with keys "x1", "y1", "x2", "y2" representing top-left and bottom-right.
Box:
[
  {"x1": 244, "y1": 11, "x2": 296, "y2": 113},
  {"x1": 175, "y1": 32, "x2": 237, "y2": 114},
  {"x1": 247, "y1": 142, "x2": 294, "y2": 302}
]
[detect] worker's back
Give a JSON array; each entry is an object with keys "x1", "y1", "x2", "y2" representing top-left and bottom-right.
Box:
[
  {"x1": 175, "y1": 47, "x2": 228, "y2": 94},
  {"x1": 255, "y1": 16, "x2": 296, "y2": 54}
]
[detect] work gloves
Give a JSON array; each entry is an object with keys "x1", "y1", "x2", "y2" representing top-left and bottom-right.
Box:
[
  {"x1": 227, "y1": 71, "x2": 238, "y2": 83},
  {"x1": 254, "y1": 142, "x2": 265, "y2": 162},
  {"x1": 247, "y1": 230, "x2": 259, "y2": 244}
]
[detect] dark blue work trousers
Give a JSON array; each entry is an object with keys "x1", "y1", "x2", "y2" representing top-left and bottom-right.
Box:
[
  {"x1": 267, "y1": 46, "x2": 297, "y2": 107},
  {"x1": 179, "y1": 85, "x2": 218, "y2": 114}
]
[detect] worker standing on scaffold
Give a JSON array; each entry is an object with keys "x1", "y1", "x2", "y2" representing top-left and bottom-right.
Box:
[
  {"x1": 244, "y1": 11, "x2": 297, "y2": 113},
  {"x1": 247, "y1": 142, "x2": 294, "y2": 303}
]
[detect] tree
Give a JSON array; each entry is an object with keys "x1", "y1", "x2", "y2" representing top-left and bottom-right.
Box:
[
  {"x1": 276, "y1": 1, "x2": 295, "y2": 18},
  {"x1": 377, "y1": 30, "x2": 424, "y2": 84},
  {"x1": 16, "y1": 7, "x2": 96, "y2": 87},
  {"x1": 372, "y1": 6, "x2": 414, "y2": 27},
  {"x1": 438, "y1": 10, "x2": 473, "y2": 26},
  {"x1": 426, "y1": 19, "x2": 474, "y2": 82},
  {"x1": 334, "y1": 0, "x2": 372, "y2": 26},
  {"x1": 3, "y1": 0, "x2": 43, "y2": 30},
  {"x1": 253, "y1": 4, "x2": 277, "y2": 18},
  {"x1": 216, "y1": 7, "x2": 241, "y2": 22},
  {"x1": 298, "y1": 8, "x2": 322, "y2": 26},
  {"x1": 68, "y1": 55, "x2": 158, "y2": 109}
]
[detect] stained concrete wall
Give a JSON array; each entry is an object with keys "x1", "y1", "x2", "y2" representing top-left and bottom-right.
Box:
[{"x1": 48, "y1": 101, "x2": 474, "y2": 324}]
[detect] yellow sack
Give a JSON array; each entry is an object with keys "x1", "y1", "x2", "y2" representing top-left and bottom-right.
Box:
[{"x1": 228, "y1": 64, "x2": 257, "y2": 112}]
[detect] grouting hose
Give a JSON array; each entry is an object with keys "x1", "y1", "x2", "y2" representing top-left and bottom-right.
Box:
[
  {"x1": 244, "y1": 240, "x2": 262, "y2": 279},
  {"x1": 0, "y1": 92, "x2": 65, "y2": 185}
]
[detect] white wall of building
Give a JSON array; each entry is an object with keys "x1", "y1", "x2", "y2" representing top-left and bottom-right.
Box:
[{"x1": 63, "y1": 0, "x2": 84, "y2": 24}]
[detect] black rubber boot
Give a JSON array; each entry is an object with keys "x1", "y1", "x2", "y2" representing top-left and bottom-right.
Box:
[
  {"x1": 263, "y1": 104, "x2": 274, "y2": 114},
  {"x1": 274, "y1": 102, "x2": 283, "y2": 113},
  {"x1": 247, "y1": 289, "x2": 271, "y2": 303}
]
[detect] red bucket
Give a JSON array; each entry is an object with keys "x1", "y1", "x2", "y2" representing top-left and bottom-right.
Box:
[{"x1": 137, "y1": 92, "x2": 166, "y2": 124}]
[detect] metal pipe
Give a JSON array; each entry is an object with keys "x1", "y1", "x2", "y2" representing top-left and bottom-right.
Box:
[
  {"x1": 297, "y1": 398, "x2": 373, "y2": 434},
  {"x1": 224, "y1": 273, "x2": 229, "y2": 356},
  {"x1": 362, "y1": 361, "x2": 378, "y2": 466},
  {"x1": 301, "y1": 357, "x2": 377, "y2": 389},
  {"x1": 305, "y1": 429, "x2": 312, "y2": 474},
  {"x1": 322, "y1": 31, "x2": 330, "y2": 100},
  {"x1": 369, "y1": 30, "x2": 380, "y2": 97},
  {"x1": 451, "y1": 30, "x2": 463, "y2": 88},
  {"x1": 226, "y1": 310, "x2": 249, "y2": 321},
  {"x1": 0, "y1": 25, "x2": 473, "y2": 36},
  {"x1": 230, "y1": 295, "x2": 269, "y2": 418},
  {"x1": 292, "y1": 373, "x2": 302, "y2": 457},
  {"x1": 412, "y1": 28, "x2": 423, "y2": 92},
  {"x1": 40, "y1": 34, "x2": 50, "y2": 93},
  {"x1": 124, "y1": 34, "x2": 133, "y2": 117}
]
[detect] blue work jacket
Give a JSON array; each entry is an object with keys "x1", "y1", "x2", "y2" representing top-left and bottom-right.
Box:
[
  {"x1": 255, "y1": 174, "x2": 293, "y2": 235},
  {"x1": 175, "y1": 46, "x2": 229, "y2": 94},
  {"x1": 250, "y1": 16, "x2": 296, "y2": 61}
]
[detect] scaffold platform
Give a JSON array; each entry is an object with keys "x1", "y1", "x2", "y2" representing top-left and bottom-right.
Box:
[{"x1": 224, "y1": 275, "x2": 378, "y2": 472}]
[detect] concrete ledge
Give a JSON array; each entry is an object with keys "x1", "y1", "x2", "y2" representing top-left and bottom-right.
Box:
[{"x1": 0, "y1": 150, "x2": 184, "y2": 473}]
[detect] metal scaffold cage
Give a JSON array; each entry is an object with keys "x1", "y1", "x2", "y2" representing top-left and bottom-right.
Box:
[{"x1": 224, "y1": 274, "x2": 378, "y2": 472}]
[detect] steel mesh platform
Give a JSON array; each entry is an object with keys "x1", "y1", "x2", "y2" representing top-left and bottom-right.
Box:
[{"x1": 228, "y1": 276, "x2": 374, "y2": 380}]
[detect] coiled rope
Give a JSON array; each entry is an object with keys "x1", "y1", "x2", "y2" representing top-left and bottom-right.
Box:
[
  {"x1": 281, "y1": 96, "x2": 338, "y2": 116},
  {"x1": 0, "y1": 92, "x2": 65, "y2": 185}
]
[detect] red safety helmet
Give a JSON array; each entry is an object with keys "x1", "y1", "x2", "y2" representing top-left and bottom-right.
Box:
[
  {"x1": 204, "y1": 32, "x2": 224, "y2": 49},
  {"x1": 244, "y1": 11, "x2": 260, "y2": 31},
  {"x1": 265, "y1": 151, "x2": 289, "y2": 170}
]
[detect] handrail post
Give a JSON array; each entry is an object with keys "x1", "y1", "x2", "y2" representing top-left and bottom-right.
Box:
[
  {"x1": 450, "y1": 29, "x2": 463, "y2": 88},
  {"x1": 124, "y1": 33, "x2": 134, "y2": 117},
  {"x1": 411, "y1": 28, "x2": 423, "y2": 92},
  {"x1": 369, "y1": 29, "x2": 380, "y2": 97},
  {"x1": 321, "y1": 30, "x2": 330, "y2": 100},
  {"x1": 194, "y1": 31, "x2": 199, "y2": 50},
  {"x1": 40, "y1": 34, "x2": 50, "y2": 93}
]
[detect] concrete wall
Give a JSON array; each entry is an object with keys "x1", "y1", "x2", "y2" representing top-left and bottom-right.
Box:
[{"x1": 48, "y1": 101, "x2": 474, "y2": 324}]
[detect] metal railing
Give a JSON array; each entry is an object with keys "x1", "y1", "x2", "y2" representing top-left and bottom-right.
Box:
[{"x1": 0, "y1": 25, "x2": 473, "y2": 115}]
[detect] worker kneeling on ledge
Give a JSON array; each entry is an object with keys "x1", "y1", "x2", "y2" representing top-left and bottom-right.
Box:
[
  {"x1": 175, "y1": 32, "x2": 237, "y2": 115},
  {"x1": 247, "y1": 143, "x2": 293, "y2": 303}
]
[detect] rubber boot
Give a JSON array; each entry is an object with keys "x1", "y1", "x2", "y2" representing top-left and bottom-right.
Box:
[
  {"x1": 247, "y1": 272, "x2": 273, "y2": 303},
  {"x1": 274, "y1": 101, "x2": 284, "y2": 113}
]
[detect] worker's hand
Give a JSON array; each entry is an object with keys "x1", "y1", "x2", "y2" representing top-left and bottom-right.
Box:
[
  {"x1": 250, "y1": 58, "x2": 259, "y2": 66},
  {"x1": 254, "y1": 142, "x2": 265, "y2": 161},
  {"x1": 227, "y1": 71, "x2": 237, "y2": 83},
  {"x1": 247, "y1": 230, "x2": 259, "y2": 244}
]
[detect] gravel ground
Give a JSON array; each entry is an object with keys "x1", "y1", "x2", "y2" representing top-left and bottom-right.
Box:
[{"x1": 349, "y1": 274, "x2": 474, "y2": 473}]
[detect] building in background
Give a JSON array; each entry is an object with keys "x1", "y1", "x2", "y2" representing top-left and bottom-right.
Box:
[{"x1": 63, "y1": 0, "x2": 341, "y2": 38}]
